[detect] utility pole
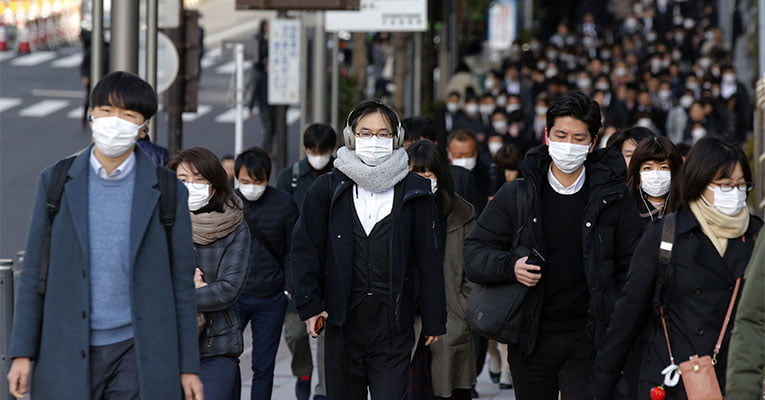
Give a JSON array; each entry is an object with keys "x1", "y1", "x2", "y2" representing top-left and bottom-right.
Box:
[
  {"x1": 110, "y1": 1, "x2": 140, "y2": 73},
  {"x1": 312, "y1": 12, "x2": 327, "y2": 124},
  {"x1": 166, "y1": 5, "x2": 186, "y2": 153},
  {"x1": 90, "y1": 0, "x2": 104, "y2": 93},
  {"x1": 146, "y1": 0, "x2": 159, "y2": 141}
]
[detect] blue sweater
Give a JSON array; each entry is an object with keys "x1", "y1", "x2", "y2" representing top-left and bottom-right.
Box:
[{"x1": 88, "y1": 167, "x2": 136, "y2": 345}]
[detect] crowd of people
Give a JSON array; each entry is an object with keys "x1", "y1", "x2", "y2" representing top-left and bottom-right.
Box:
[{"x1": 6, "y1": 0, "x2": 765, "y2": 399}]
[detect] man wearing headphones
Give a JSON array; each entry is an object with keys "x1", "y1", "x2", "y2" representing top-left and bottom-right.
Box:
[{"x1": 290, "y1": 101, "x2": 447, "y2": 399}]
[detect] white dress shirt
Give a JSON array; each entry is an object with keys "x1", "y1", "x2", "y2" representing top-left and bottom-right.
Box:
[
  {"x1": 89, "y1": 148, "x2": 136, "y2": 180},
  {"x1": 352, "y1": 185, "x2": 394, "y2": 236},
  {"x1": 547, "y1": 165, "x2": 586, "y2": 195}
]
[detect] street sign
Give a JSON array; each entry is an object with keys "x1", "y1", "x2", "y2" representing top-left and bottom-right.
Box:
[
  {"x1": 138, "y1": 31, "x2": 180, "y2": 94},
  {"x1": 158, "y1": 0, "x2": 181, "y2": 28},
  {"x1": 268, "y1": 19, "x2": 301, "y2": 105},
  {"x1": 488, "y1": 0, "x2": 518, "y2": 50},
  {"x1": 235, "y1": 0, "x2": 359, "y2": 10},
  {"x1": 325, "y1": 0, "x2": 427, "y2": 32}
]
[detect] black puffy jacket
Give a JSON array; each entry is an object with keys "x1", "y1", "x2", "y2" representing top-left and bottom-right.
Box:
[
  {"x1": 194, "y1": 221, "x2": 251, "y2": 359},
  {"x1": 464, "y1": 145, "x2": 644, "y2": 357}
]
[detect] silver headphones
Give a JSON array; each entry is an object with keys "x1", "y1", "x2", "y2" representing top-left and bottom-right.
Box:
[{"x1": 342, "y1": 101, "x2": 405, "y2": 150}]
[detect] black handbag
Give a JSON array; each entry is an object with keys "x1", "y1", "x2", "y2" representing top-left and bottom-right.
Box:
[{"x1": 465, "y1": 179, "x2": 532, "y2": 344}]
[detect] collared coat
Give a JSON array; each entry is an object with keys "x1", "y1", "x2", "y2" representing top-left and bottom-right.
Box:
[
  {"x1": 291, "y1": 169, "x2": 447, "y2": 337},
  {"x1": 9, "y1": 146, "x2": 199, "y2": 399},
  {"x1": 591, "y1": 206, "x2": 763, "y2": 399}
]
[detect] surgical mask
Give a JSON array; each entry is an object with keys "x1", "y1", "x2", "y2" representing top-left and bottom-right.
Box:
[
  {"x1": 465, "y1": 103, "x2": 479, "y2": 116},
  {"x1": 451, "y1": 156, "x2": 477, "y2": 171},
  {"x1": 704, "y1": 186, "x2": 747, "y2": 215},
  {"x1": 355, "y1": 136, "x2": 393, "y2": 166},
  {"x1": 537, "y1": 61, "x2": 547, "y2": 70},
  {"x1": 492, "y1": 120, "x2": 508, "y2": 133},
  {"x1": 186, "y1": 183, "x2": 212, "y2": 212},
  {"x1": 546, "y1": 50, "x2": 558, "y2": 60},
  {"x1": 496, "y1": 96, "x2": 508, "y2": 107},
  {"x1": 429, "y1": 178, "x2": 438, "y2": 194},
  {"x1": 595, "y1": 82, "x2": 610, "y2": 91},
  {"x1": 480, "y1": 104, "x2": 495, "y2": 116},
  {"x1": 640, "y1": 170, "x2": 671, "y2": 197},
  {"x1": 691, "y1": 128, "x2": 706, "y2": 142},
  {"x1": 686, "y1": 81, "x2": 699, "y2": 91},
  {"x1": 91, "y1": 116, "x2": 142, "y2": 157},
  {"x1": 680, "y1": 95, "x2": 694, "y2": 109},
  {"x1": 650, "y1": 59, "x2": 662, "y2": 71},
  {"x1": 659, "y1": 90, "x2": 671, "y2": 100},
  {"x1": 576, "y1": 78, "x2": 592, "y2": 90},
  {"x1": 548, "y1": 141, "x2": 590, "y2": 174},
  {"x1": 239, "y1": 183, "x2": 267, "y2": 202},
  {"x1": 446, "y1": 102, "x2": 460, "y2": 113},
  {"x1": 723, "y1": 73, "x2": 736, "y2": 84},
  {"x1": 506, "y1": 103, "x2": 521, "y2": 113},
  {"x1": 488, "y1": 142, "x2": 503, "y2": 155},
  {"x1": 535, "y1": 106, "x2": 548, "y2": 116},
  {"x1": 484, "y1": 78, "x2": 496, "y2": 90},
  {"x1": 698, "y1": 58, "x2": 712, "y2": 69},
  {"x1": 545, "y1": 68, "x2": 558, "y2": 79},
  {"x1": 307, "y1": 154, "x2": 331, "y2": 170}
]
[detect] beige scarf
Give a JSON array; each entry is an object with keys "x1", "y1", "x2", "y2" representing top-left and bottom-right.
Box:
[
  {"x1": 190, "y1": 197, "x2": 244, "y2": 245},
  {"x1": 688, "y1": 198, "x2": 749, "y2": 256}
]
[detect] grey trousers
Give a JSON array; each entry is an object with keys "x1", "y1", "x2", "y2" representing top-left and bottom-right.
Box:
[{"x1": 283, "y1": 310, "x2": 326, "y2": 396}]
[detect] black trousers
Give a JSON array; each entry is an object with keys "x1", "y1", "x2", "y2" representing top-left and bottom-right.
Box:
[
  {"x1": 506, "y1": 330, "x2": 594, "y2": 400},
  {"x1": 90, "y1": 338, "x2": 140, "y2": 400},
  {"x1": 324, "y1": 296, "x2": 414, "y2": 400}
]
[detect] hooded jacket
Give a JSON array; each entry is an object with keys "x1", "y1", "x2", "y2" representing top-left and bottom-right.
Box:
[{"x1": 464, "y1": 145, "x2": 643, "y2": 357}]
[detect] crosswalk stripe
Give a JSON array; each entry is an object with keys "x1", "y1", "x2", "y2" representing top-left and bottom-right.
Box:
[
  {"x1": 19, "y1": 99, "x2": 70, "y2": 117},
  {"x1": 67, "y1": 106, "x2": 84, "y2": 119},
  {"x1": 201, "y1": 56, "x2": 217, "y2": 69},
  {"x1": 52, "y1": 53, "x2": 83, "y2": 68},
  {"x1": 214, "y1": 108, "x2": 250, "y2": 123},
  {"x1": 0, "y1": 97, "x2": 23, "y2": 114},
  {"x1": 215, "y1": 60, "x2": 252, "y2": 75},
  {"x1": 12, "y1": 51, "x2": 57, "y2": 66},
  {"x1": 0, "y1": 52, "x2": 15, "y2": 63},
  {"x1": 182, "y1": 104, "x2": 213, "y2": 122}
]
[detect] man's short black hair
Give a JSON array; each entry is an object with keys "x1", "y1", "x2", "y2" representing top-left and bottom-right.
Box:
[
  {"x1": 348, "y1": 101, "x2": 401, "y2": 137},
  {"x1": 606, "y1": 126, "x2": 655, "y2": 150},
  {"x1": 235, "y1": 147, "x2": 272, "y2": 182},
  {"x1": 446, "y1": 129, "x2": 477, "y2": 147},
  {"x1": 303, "y1": 123, "x2": 337, "y2": 153},
  {"x1": 546, "y1": 90, "x2": 602, "y2": 139},
  {"x1": 90, "y1": 71, "x2": 158, "y2": 121},
  {"x1": 402, "y1": 116, "x2": 438, "y2": 142}
]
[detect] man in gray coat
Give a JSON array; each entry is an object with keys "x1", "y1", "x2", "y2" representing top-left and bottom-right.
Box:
[{"x1": 6, "y1": 71, "x2": 203, "y2": 400}]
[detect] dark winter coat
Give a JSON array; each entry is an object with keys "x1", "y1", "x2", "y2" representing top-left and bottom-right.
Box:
[
  {"x1": 275, "y1": 158, "x2": 333, "y2": 210},
  {"x1": 591, "y1": 206, "x2": 762, "y2": 399},
  {"x1": 194, "y1": 221, "x2": 250, "y2": 359},
  {"x1": 9, "y1": 146, "x2": 199, "y2": 399},
  {"x1": 237, "y1": 186, "x2": 298, "y2": 298},
  {"x1": 291, "y1": 169, "x2": 447, "y2": 336},
  {"x1": 464, "y1": 145, "x2": 644, "y2": 357}
]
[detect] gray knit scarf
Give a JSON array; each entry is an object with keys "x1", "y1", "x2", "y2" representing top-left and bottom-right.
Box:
[
  {"x1": 190, "y1": 197, "x2": 244, "y2": 245},
  {"x1": 334, "y1": 146, "x2": 410, "y2": 193}
]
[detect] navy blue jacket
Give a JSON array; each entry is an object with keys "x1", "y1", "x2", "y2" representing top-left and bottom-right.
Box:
[
  {"x1": 237, "y1": 186, "x2": 298, "y2": 298},
  {"x1": 291, "y1": 169, "x2": 447, "y2": 336}
]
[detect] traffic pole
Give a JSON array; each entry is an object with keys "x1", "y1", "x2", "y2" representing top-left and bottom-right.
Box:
[
  {"x1": 234, "y1": 42, "x2": 245, "y2": 157},
  {"x1": 0, "y1": 258, "x2": 14, "y2": 397}
]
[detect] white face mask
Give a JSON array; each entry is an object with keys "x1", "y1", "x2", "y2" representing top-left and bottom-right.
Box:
[
  {"x1": 640, "y1": 170, "x2": 671, "y2": 197},
  {"x1": 506, "y1": 103, "x2": 521, "y2": 113},
  {"x1": 307, "y1": 154, "x2": 331, "y2": 170},
  {"x1": 492, "y1": 120, "x2": 508, "y2": 133},
  {"x1": 496, "y1": 96, "x2": 508, "y2": 107},
  {"x1": 548, "y1": 141, "x2": 590, "y2": 174},
  {"x1": 92, "y1": 116, "x2": 142, "y2": 157},
  {"x1": 239, "y1": 183, "x2": 267, "y2": 202},
  {"x1": 680, "y1": 96, "x2": 694, "y2": 109},
  {"x1": 488, "y1": 142, "x2": 503, "y2": 156},
  {"x1": 355, "y1": 136, "x2": 393, "y2": 166},
  {"x1": 446, "y1": 102, "x2": 460, "y2": 113},
  {"x1": 484, "y1": 78, "x2": 496, "y2": 90},
  {"x1": 464, "y1": 103, "x2": 479, "y2": 116},
  {"x1": 535, "y1": 106, "x2": 548, "y2": 116},
  {"x1": 429, "y1": 178, "x2": 438, "y2": 194},
  {"x1": 691, "y1": 128, "x2": 706, "y2": 142},
  {"x1": 480, "y1": 104, "x2": 495, "y2": 116},
  {"x1": 705, "y1": 186, "x2": 747, "y2": 215},
  {"x1": 723, "y1": 73, "x2": 736, "y2": 84},
  {"x1": 451, "y1": 156, "x2": 477, "y2": 171},
  {"x1": 185, "y1": 183, "x2": 212, "y2": 212}
]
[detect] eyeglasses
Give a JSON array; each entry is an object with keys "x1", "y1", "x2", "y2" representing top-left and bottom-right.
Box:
[
  {"x1": 710, "y1": 182, "x2": 753, "y2": 192},
  {"x1": 184, "y1": 181, "x2": 210, "y2": 190},
  {"x1": 355, "y1": 128, "x2": 394, "y2": 139}
]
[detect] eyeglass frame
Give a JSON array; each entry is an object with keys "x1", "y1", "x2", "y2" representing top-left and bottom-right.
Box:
[
  {"x1": 708, "y1": 181, "x2": 754, "y2": 192},
  {"x1": 354, "y1": 128, "x2": 395, "y2": 139}
]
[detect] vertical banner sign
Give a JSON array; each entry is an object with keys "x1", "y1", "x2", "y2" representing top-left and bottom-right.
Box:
[
  {"x1": 488, "y1": 0, "x2": 517, "y2": 50},
  {"x1": 268, "y1": 19, "x2": 301, "y2": 105}
]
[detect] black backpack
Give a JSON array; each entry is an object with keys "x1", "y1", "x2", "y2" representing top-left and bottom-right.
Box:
[{"x1": 38, "y1": 156, "x2": 177, "y2": 295}]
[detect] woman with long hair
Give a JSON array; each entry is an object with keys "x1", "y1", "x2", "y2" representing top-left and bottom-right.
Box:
[
  {"x1": 626, "y1": 135, "x2": 684, "y2": 227},
  {"x1": 407, "y1": 140, "x2": 476, "y2": 400},
  {"x1": 169, "y1": 147, "x2": 251, "y2": 400},
  {"x1": 592, "y1": 137, "x2": 763, "y2": 399}
]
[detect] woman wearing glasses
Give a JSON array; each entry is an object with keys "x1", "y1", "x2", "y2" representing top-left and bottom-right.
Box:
[
  {"x1": 170, "y1": 147, "x2": 251, "y2": 400},
  {"x1": 591, "y1": 137, "x2": 763, "y2": 399}
]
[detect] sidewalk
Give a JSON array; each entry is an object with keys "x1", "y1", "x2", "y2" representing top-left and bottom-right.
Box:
[{"x1": 238, "y1": 324, "x2": 517, "y2": 399}]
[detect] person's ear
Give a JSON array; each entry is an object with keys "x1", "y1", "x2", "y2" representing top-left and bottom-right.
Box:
[
  {"x1": 543, "y1": 127, "x2": 549, "y2": 146},
  {"x1": 589, "y1": 135, "x2": 599, "y2": 152}
]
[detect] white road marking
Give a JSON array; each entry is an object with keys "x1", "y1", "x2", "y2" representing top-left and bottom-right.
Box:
[
  {"x1": 215, "y1": 60, "x2": 252, "y2": 75},
  {"x1": 18, "y1": 99, "x2": 69, "y2": 117},
  {"x1": 52, "y1": 52, "x2": 83, "y2": 68},
  {"x1": 0, "y1": 97, "x2": 23, "y2": 114},
  {"x1": 67, "y1": 106, "x2": 84, "y2": 119},
  {"x1": 182, "y1": 104, "x2": 213, "y2": 122},
  {"x1": 214, "y1": 108, "x2": 250, "y2": 123},
  {"x1": 12, "y1": 51, "x2": 57, "y2": 66}
]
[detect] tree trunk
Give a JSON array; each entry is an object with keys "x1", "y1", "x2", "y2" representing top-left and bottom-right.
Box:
[
  {"x1": 352, "y1": 32, "x2": 368, "y2": 94},
  {"x1": 392, "y1": 32, "x2": 409, "y2": 114}
]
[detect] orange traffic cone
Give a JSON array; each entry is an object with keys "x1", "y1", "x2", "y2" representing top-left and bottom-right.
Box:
[
  {"x1": 17, "y1": 25, "x2": 30, "y2": 54},
  {"x1": 0, "y1": 25, "x2": 7, "y2": 51}
]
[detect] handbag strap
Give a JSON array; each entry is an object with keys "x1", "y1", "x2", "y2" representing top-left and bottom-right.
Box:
[
  {"x1": 659, "y1": 277, "x2": 742, "y2": 365},
  {"x1": 712, "y1": 276, "x2": 741, "y2": 364}
]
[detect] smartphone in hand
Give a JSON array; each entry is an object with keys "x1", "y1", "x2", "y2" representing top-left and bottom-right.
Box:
[
  {"x1": 314, "y1": 315, "x2": 325, "y2": 336},
  {"x1": 527, "y1": 248, "x2": 546, "y2": 273}
]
